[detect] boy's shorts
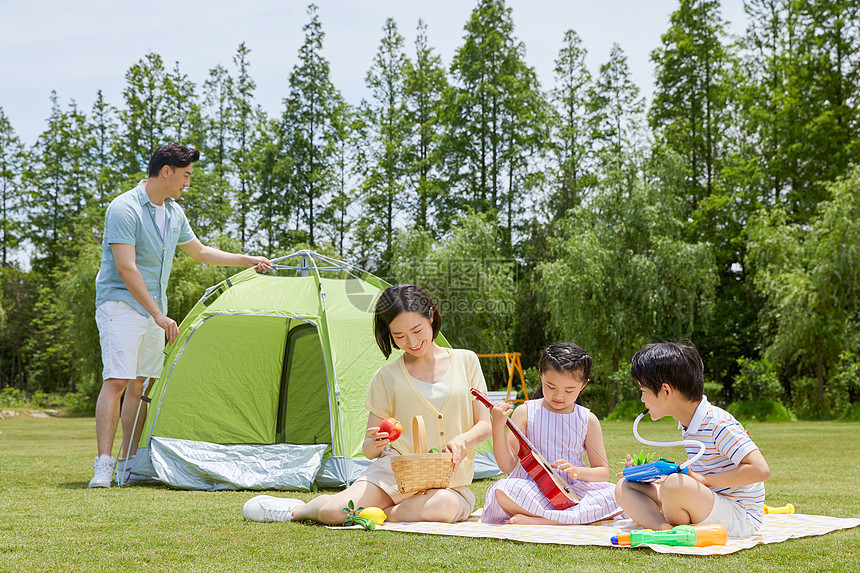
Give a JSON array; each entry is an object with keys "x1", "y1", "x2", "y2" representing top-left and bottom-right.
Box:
[
  {"x1": 355, "y1": 453, "x2": 475, "y2": 522},
  {"x1": 694, "y1": 492, "x2": 757, "y2": 538},
  {"x1": 96, "y1": 300, "x2": 165, "y2": 381}
]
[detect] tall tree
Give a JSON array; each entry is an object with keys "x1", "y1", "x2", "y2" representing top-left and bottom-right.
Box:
[
  {"x1": 537, "y1": 164, "x2": 716, "y2": 412},
  {"x1": 589, "y1": 43, "x2": 645, "y2": 175},
  {"x1": 403, "y1": 19, "x2": 449, "y2": 233},
  {"x1": 650, "y1": 0, "x2": 744, "y2": 389},
  {"x1": 319, "y1": 95, "x2": 355, "y2": 258},
  {"x1": 650, "y1": 0, "x2": 732, "y2": 208},
  {"x1": 120, "y1": 53, "x2": 169, "y2": 175},
  {"x1": 739, "y1": 0, "x2": 860, "y2": 222},
  {"x1": 230, "y1": 43, "x2": 263, "y2": 248},
  {"x1": 164, "y1": 61, "x2": 203, "y2": 145},
  {"x1": 0, "y1": 107, "x2": 26, "y2": 267},
  {"x1": 747, "y1": 167, "x2": 860, "y2": 412},
  {"x1": 252, "y1": 118, "x2": 291, "y2": 255},
  {"x1": 24, "y1": 93, "x2": 93, "y2": 270},
  {"x1": 359, "y1": 17, "x2": 410, "y2": 270},
  {"x1": 281, "y1": 4, "x2": 341, "y2": 246},
  {"x1": 448, "y1": 0, "x2": 548, "y2": 249},
  {"x1": 548, "y1": 29, "x2": 595, "y2": 220},
  {"x1": 202, "y1": 63, "x2": 235, "y2": 236},
  {"x1": 88, "y1": 90, "x2": 122, "y2": 211},
  {"x1": 788, "y1": 0, "x2": 860, "y2": 220}
]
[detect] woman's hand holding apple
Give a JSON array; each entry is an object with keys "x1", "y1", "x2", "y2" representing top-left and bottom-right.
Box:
[{"x1": 365, "y1": 426, "x2": 390, "y2": 457}]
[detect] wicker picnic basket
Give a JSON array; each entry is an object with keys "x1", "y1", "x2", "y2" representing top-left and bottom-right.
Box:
[{"x1": 390, "y1": 415, "x2": 453, "y2": 494}]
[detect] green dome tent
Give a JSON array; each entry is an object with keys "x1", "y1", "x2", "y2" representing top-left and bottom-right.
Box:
[{"x1": 127, "y1": 250, "x2": 500, "y2": 490}]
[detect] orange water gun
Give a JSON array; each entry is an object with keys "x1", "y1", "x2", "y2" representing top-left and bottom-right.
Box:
[{"x1": 611, "y1": 524, "x2": 728, "y2": 547}]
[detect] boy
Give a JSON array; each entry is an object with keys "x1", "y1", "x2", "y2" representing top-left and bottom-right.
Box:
[{"x1": 615, "y1": 342, "x2": 770, "y2": 537}]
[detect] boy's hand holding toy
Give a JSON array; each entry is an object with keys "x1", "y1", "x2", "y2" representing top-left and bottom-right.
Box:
[{"x1": 621, "y1": 412, "x2": 706, "y2": 484}]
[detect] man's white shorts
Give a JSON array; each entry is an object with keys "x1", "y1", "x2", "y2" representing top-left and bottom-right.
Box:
[
  {"x1": 694, "y1": 491, "x2": 758, "y2": 538},
  {"x1": 96, "y1": 300, "x2": 165, "y2": 381}
]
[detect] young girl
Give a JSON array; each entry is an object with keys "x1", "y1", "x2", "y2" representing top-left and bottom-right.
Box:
[
  {"x1": 480, "y1": 343, "x2": 623, "y2": 525},
  {"x1": 243, "y1": 283, "x2": 491, "y2": 524}
]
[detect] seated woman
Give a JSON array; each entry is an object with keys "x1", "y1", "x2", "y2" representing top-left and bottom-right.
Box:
[{"x1": 242, "y1": 283, "x2": 491, "y2": 524}]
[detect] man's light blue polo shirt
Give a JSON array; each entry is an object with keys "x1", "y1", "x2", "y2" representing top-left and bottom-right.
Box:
[{"x1": 95, "y1": 181, "x2": 195, "y2": 318}]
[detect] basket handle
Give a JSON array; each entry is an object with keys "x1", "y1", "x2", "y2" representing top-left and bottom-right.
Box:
[{"x1": 412, "y1": 415, "x2": 428, "y2": 453}]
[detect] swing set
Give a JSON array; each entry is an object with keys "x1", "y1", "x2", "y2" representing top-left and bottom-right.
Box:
[{"x1": 476, "y1": 352, "x2": 530, "y2": 403}]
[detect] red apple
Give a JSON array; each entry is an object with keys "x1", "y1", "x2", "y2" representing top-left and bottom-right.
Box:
[{"x1": 379, "y1": 417, "x2": 402, "y2": 442}]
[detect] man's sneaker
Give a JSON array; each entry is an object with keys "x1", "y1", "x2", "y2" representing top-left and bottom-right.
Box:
[
  {"x1": 242, "y1": 495, "x2": 305, "y2": 522},
  {"x1": 88, "y1": 455, "x2": 115, "y2": 488},
  {"x1": 116, "y1": 455, "x2": 135, "y2": 486}
]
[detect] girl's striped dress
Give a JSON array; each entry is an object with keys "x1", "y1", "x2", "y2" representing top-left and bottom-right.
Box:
[{"x1": 481, "y1": 399, "x2": 623, "y2": 524}]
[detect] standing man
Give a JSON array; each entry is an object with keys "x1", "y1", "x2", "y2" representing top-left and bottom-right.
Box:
[{"x1": 90, "y1": 142, "x2": 273, "y2": 488}]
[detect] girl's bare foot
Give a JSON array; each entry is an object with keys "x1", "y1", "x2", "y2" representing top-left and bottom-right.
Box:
[{"x1": 507, "y1": 514, "x2": 559, "y2": 526}]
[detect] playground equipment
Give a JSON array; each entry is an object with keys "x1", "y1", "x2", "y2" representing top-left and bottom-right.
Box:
[{"x1": 476, "y1": 352, "x2": 530, "y2": 403}]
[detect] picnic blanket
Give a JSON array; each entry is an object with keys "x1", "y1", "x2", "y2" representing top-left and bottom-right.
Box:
[{"x1": 368, "y1": 512, "x2": 860, "y2": 555}]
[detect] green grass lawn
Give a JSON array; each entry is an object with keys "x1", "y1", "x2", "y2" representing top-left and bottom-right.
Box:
[{"x1": 1, "y1": 413, "x2": 858, "y2": 572}]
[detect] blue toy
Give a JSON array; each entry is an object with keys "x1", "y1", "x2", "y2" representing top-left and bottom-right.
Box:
[{"x1": 623, "y1": 413, "x2": 705, "y2": 483}]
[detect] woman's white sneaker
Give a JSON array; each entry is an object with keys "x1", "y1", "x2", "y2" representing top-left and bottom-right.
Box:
[{"x1": 242, "y1": 495, "x2": 305, "y2": 522}]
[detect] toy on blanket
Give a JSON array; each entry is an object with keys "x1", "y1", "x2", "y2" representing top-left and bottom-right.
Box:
[
  {"x1": 764, "y1": 503, "x2": 795, "y2": 514},
  {"x1": 622, "y1": 412, "x2": 705, "y2": 483},
  {"x1": 611, "y1": 524, "x2": 727, "y2": 547}
]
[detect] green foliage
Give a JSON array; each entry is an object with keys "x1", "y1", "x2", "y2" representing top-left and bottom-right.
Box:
[
  {"x1": 24, "y1": 93, "x2": 95, "y2": 271},
  {"x1": 448, "y1": 0, "x2": 549, "y2": 249},
  {"x1": 748, "y1": 167, "x2": 860, "y2": 408},
  {"x1": 280, "y1": 4, "x2": 343, "y2": 248},
  {"x1": 391, "y1": 212, "x2": 516, "y2": 384},
  {"x1": 589, "y1": 43, "x2": 644, "y2": 168},
  {"x1": 0, "y1": 106, "x2": 26, "y2": 268},
  {"x1": 838, "y1": 402, "x2": 860, "y2": 423},
  {"x1": 628, "y1": 449, "x2": 657, "y2": 466},
  {"x1": 522, "y1": 366, "x2": 541, "y2": 398},
  {"x1": 832, "y1": 351, "x2": 860, "y2": 408},
  {"x1": 788, "y1": 377, "x2": 846, "y2": 421},
  {"x1": 650, "y1": 0, "x2": 732, "y2": 206},
  {"x1": 727, "y1": 399, "x2": 793, "y2": 423},
  {"x1": 732, "y1": 356, "x2": 783, "y2": 402},
  {"x1": 536, "y1": 159, "x2": 717, "y2": 410},
  {"x1": 0, "y1": 387, "x2": 26, "y2": 407},
  {"x1": 402, "y1": 20, "x2": 449, "y2": 235},
  {"x1": 605, "y1": 400, "x2": 645, "y2": 422},
  {"x1": 341, "y1": 499, "x2": 375, "y2": 530},
  {"x1": 703, "y1": 380, "x2": 724, "y2": 406},
  {"x1": 357, "y1": 17, "x2": 410, "y2": 271},
  {"x1": 120, "y1": 52, "x2": 170, "y2": 174}
]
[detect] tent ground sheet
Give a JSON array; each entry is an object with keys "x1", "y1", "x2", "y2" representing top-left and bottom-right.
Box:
[{"x1": 353, "y1": 512, "x2": 860, "y2": 555}]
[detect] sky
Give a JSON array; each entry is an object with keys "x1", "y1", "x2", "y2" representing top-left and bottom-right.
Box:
[{"x1": 0, "y1": 0, "x2": 749, "y2": 146}]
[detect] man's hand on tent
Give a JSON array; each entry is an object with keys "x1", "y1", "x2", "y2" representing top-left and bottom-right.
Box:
[{"x1": 154, "y1": 313, "x2": 179, "y2": 344}]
